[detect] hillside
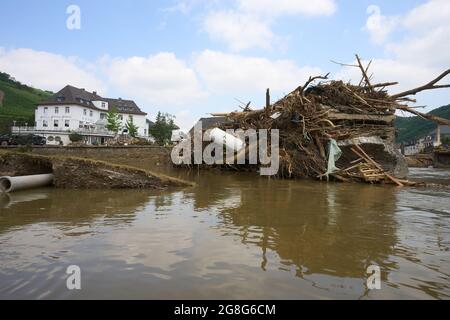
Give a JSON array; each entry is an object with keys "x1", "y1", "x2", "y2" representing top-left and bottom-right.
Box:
[
  {"x1": 395, "y1": 105, "x2": 450, "y2": 143},
  {"x1": 0, "y1": 72, "x2": 52, "y2": 133}
]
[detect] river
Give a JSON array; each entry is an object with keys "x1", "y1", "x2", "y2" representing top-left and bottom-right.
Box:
[{"x1": 0, "y1": 167, "x2": 449, "y2": 299}]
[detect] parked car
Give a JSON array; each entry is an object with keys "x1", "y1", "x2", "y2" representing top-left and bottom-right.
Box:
[{"x1": 0, "y1": 134, "x2": 46, "y2": 146}]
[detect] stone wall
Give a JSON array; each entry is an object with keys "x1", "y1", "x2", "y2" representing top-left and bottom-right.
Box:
[{"x1": 0, "y1": 146, "x2": 172, "y2": 171}]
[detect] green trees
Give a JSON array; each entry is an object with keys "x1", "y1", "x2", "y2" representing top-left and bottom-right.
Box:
[
  {"x1": 69, "y1": 132, "x2": 83, "y2": 142},
  {"x1": 125, "y1": 116, "x2": 139, "y2": 137},
  {"x1": 149, "y1": 112, "x2": 177, "y2": 145},
  {"x1": 106, "y1": 108, "x2": 121, "y2": 134}
]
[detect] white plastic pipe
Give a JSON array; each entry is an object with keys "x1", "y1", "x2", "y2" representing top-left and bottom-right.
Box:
[
  {"x1": 0, "y1": 174, "x2": 54, "y2": 193},
  {"x1": 209, "y1": 128, "x2": 245, "y2": 151}
]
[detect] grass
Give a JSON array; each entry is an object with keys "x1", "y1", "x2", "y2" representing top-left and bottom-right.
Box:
[{"x1": 0, "y1": 73, "x2": 52, "y2": 133}]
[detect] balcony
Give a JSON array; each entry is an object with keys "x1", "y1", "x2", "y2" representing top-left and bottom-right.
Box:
[
  {"x1": 11, "y1": 126, "x2": 151, "y2": 140},
  {"x1": 11, "y1": 126, "x2": 116, "y2": 136}
]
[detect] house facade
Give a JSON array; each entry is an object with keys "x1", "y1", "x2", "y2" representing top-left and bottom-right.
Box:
[
  {"x1": 401, "y1": 125, "x2": 450, "y2": 155},
  {"x1": 12, "y1": 85, "x2": 150, "y2": 145}
]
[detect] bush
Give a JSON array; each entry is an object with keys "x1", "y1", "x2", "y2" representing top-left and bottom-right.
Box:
[{"x1": 69, "y1": 132, "x2": 83, "y2": 142}]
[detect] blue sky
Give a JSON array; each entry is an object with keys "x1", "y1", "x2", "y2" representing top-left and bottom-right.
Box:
[{"x1": 0, "y1": 0, "x2": 449, "y2": 130}]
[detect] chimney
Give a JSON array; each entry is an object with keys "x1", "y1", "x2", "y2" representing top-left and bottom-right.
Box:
[
  {"x1": 93, "y1": 91, "x2": 97, "y2": 96},
  {"x1": 435, "y1": 125, "x2": 441, "y2": 147}
]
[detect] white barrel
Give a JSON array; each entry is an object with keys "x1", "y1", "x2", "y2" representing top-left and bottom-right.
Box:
[
  {"x1": 209, "y1": 128, "x2": 245, "y2": 151},
  {"x1": 0, "y1": 174, "x2": 54, "y2": 193}
]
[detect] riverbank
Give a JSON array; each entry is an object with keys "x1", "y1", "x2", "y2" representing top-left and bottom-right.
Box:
[
  {"x1": 405, "y1": 151, "x2": 450, "y2": 168},
  {"x1": 0, "y1": 150, "x2": 193, "y2": 190},
  {"x1": 0, "y1": 145, "x2": 172, "y2": 168}
]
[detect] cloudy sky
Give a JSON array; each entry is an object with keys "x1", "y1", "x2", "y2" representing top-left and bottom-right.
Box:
[{"x1": 0, "y1": 0, "x2": 449, "y2": 130}]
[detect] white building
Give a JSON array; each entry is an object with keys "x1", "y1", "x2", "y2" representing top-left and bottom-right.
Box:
[{"x1": 12, "y1": 85, "x2": 150, "y2": 145}]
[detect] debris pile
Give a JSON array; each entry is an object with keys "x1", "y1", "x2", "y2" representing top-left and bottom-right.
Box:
[
  {"x1": 106, "y1": 135, "x2": 153, "y2": 146},
  {"x1": 208, "y1": 56, "x2": 450, "y2": 185}
]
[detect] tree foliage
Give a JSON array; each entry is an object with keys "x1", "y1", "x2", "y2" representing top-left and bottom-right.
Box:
[
  {"x1": 149, "y1": 112, "x2": 177, "y2": 145},
  {"x1": 125, "y1": 116, "x2": 139, "y2": 137},
  {"x1": 106, "y1": 108, "x2": 122, "y2": 134}
]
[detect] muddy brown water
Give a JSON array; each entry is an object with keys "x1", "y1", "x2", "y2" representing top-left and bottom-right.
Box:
[{"x1": 0, "y1": 166, "x2": 449, "y2": 299}]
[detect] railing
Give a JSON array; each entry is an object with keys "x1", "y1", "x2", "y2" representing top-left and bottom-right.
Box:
[
  {"x1": 10, "y1": 126, "x2": 150, "y2": 140},
  {"x1": 11, "y1": 126, "x2": 115, "y2": 136}
]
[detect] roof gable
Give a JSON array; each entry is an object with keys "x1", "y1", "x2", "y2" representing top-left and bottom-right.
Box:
[{"x1": 39, "y1": 85, "x2": 147, "y2": 115}]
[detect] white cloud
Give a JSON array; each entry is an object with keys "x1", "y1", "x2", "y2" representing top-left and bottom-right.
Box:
[
  {"x1": 104, "y1": 52, "x2": 206, "y2": 108},
  {"x1": 387, "y1": 25, "x2": 450, "y2": 68},
  {"x1": 203, "y1": 11, "x2": 275, "y2": 52},
  {"x1": 364, "y1": 5, "x2": 398, "y2": 44},
  {"x1": 335, "y1": 58, "x2": 438, "y2": 93},
  {"x1": 194, "y1": 50, "x2": 322, "y2": 98},
  {"x1": 237, "y1": 0, "x2": 336, "y2": 17},
  {"x1": 0, "y1": 48, "x2": 106, "y2": 93},
  {"x1": 403, "y1": 0, "x2": 450, "y2": 30},
  {"x1": 359, "y1": 1, "x2": 450, "y2": 110},
  {"x1": 203, "y1": 0, "x2": 337, "y2": 51}
]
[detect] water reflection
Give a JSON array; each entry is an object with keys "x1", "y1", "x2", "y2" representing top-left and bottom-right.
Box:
[{"x1": 0, "y1": 169, "x2": 449, "y2": 299}]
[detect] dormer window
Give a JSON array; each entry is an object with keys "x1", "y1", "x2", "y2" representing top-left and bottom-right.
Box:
[
  {"x1": 57, "y1": 97, "x2": 65, "y2": 102},
  {"x1": 101, "y1": 102, "x2": 106, "y2": 109}
]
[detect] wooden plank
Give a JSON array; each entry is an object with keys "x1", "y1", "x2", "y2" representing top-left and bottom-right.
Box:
[
  {"x1": 353, "y1": 145, "x2": 404, "y2": 187},
  {"x1": 328, "y1": 111, "x2": 395, "y2": 123}
]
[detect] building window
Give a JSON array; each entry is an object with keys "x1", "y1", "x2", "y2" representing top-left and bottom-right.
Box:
[
  {"x1": 102, "y1": 102, "x2": 106, "y2": 109},
  {"x1": 65, "y1": 120, "x2": 70, "y2": 128},
  {"x1": 100, "y1": 113, "x2": 107, "y2": 120},
  {"x1": 90, "y1": 110, "x2": 93, "y2": 117},
  {"x1": 55, "y1": 107, "x2": 59, "y2": 114},
  {"x1": 144, "y1": 129, "x2": 147, "y2": 135},
  {"x1": 118, "y1": 115, "x2": 123, "y2": 121},
  {"x1": 84, "y1": 109, "x2": 87, "y2": 116},
  {"x1": 44, "y1": 107, "x2": 48, "y2": 114},
  {"x1": 65, "y1": 107, "x2": 70, "y2": 113},
  {"x1": 129, "y1": 115, "x2": 133, "y2": 121},
  {"x1": 43, "y1": 120, "x2": 48, "y2": 127},
  {"x1": 54, "y1": 120, "x2": 59, "y2": 127}
]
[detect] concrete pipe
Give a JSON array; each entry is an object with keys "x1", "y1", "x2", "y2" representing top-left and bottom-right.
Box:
[
  {"x1": 208, "y1": 128, "x2": 245, "y2": 152},
  {"x1": 0, "y1": 174, "x2": 54, "y2": 193}
]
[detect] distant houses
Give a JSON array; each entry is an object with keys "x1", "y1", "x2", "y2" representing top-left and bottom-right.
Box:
[
  {"x1": 11, "y1": 85, "x2": 151, "y2": 145},
  {"x1": 401, "y1": 125, "x2": 450, "y2": 155}
]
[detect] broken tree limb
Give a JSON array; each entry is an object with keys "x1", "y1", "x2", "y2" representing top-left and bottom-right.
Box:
[
  {"x1": 355, "y1": 54, "x2": 373, "y2": 91},
  {"x1": 371, "y1": 82, "x2": 399, "y2": 88},
  {"x1": 391, "y1": 68, "x2": 450, "y2": 98},
  {"x1": 396, "y1": 105, "x2": 450, "y2": 126},
  {"x1": 300, "y1": 73, "x2": 330, "y2": 96}
]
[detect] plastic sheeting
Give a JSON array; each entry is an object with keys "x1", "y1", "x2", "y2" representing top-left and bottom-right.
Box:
[{"x1": 324, "y1": 139, "x2": 342, "y2": 179}]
